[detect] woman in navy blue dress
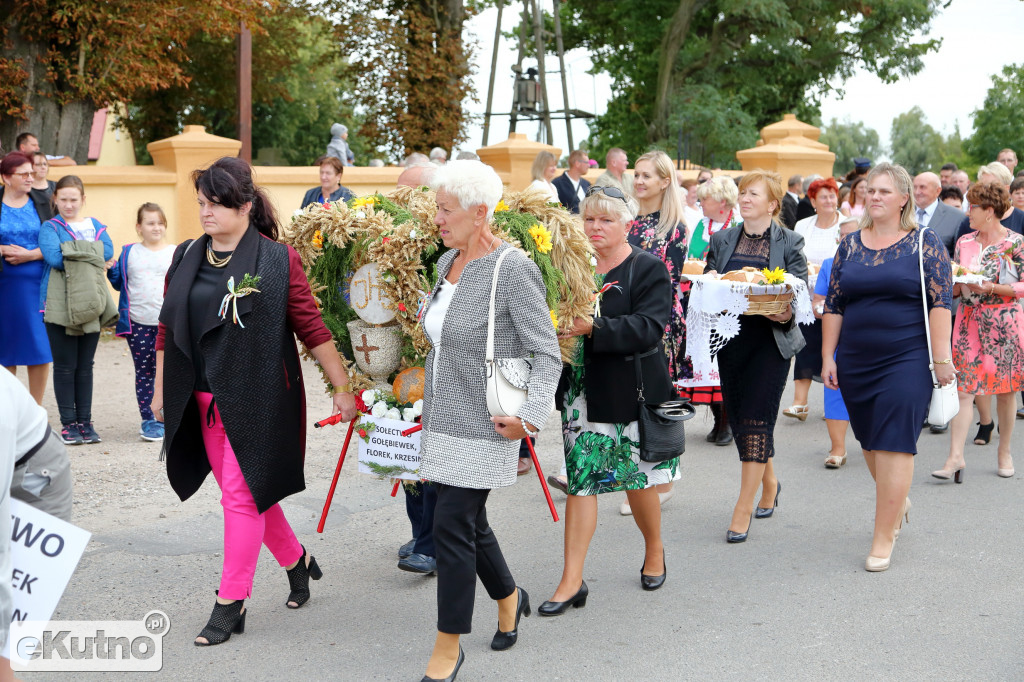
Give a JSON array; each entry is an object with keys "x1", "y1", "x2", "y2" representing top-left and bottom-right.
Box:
[{"x1": 822, "y1": 163, "x2": 954, "y2": 573}]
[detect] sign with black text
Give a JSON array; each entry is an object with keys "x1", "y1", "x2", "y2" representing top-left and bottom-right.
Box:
[{"x1": 356, "y1": 417, "x2": 421, "y2": 481}]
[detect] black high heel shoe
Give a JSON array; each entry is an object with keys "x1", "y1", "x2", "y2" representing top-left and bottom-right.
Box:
[
  {"x1": 726, "y1": 515, "x2": 752, "y2": 543},
  {"x1": 421, "y1": 646, "x2": 464, "y2": 682},
  {"x1": 973, "y1": 421, "x2": 995, "y2": 445},
  {"x1": 640, "y1": 551, "x2": 666, "y2": 591},
  {"x1": 195, "y1": 596, "x2": 246, "y2": 646},
  {"x1": 286, "y1": 544, "x2": 323, "y2": 609},
  {"x1": 491, "y1": 587, "x2": 531, "y2": 650},
  {"x1": 538, "y1": 580, "x2": 589, "y2": 616},
  {"x1": 754, "y1": 481, "x2": 781, "y2": 519}
]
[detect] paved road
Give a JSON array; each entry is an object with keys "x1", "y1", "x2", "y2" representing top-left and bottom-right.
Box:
[{"x1": 18, "y1": 361, "x2": 1024, "y2": 681}]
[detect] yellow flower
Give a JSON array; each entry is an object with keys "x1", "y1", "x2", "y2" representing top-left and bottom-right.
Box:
[
  {"x1": 350, "y1": 196, "x2": 377, "y2": 210},
  {"x1": 495, "y1": 200, "x2": 511, "y2": 213},
  {"x1": 550, "y1": 309, "x2": 559, "y2": 329},
  {"x1": 312, "y1": 230, "x2": 323, "y2": 248},
  {"x1": 761, "y1": 267, "x2": 786, "y2": 285},
  {"x1": 529, "y1": 224, "x2": 554, "y2": 254}
]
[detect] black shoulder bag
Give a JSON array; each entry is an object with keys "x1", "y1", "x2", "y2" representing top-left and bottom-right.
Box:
[{"x1": 623, "y1": 252, "x2": 695, "y2": 463}]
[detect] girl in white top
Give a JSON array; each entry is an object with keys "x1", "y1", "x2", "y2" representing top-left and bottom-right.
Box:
[
  {"x1": 108, "y1": 203, "x2": 175, "y2": 441},
  {"x1": 527, "y1": 150, "x2": 559, "y2": 203}
]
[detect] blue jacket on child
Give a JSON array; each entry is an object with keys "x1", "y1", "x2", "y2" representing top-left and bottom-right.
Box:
[
  {"x1": 38, "y1": 216, "x2": 114, "y2": 312},
  {"x1": 107, "y1": 243, "x2": 138, "y2": 337}
]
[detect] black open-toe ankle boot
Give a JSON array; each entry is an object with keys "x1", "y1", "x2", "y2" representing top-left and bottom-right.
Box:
[
  {"x1": 195, "y1": 596, "x2": 246, "y2": 646},
  {"x1": 286, "y1": 544, "x2": 323, "y2": 609}
]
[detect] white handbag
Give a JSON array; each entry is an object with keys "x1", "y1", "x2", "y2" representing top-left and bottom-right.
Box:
[
  {"x1": 918, "y1": 227, "x2": 959, "y2": 426},
  {"x1": 484, "y1": 248, "x2": 550, "y2": 418}
]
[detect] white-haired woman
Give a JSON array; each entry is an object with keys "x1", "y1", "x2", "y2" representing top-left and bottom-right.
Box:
[
  {"x1": 681, "y1": 176, "x2": 740, "y2": 444},
  {"x1": 527, "y1": 151, "x2": 559, "y2": 203},
  {"x1": 620, "y1": 150, "x2": 687, "y2": 514},
  {"x1": 822, "y1": 163, "x2": 953, "y2": 572},
  {"x1": 540, "y1": 187, "x2": 673, "y2": 616},
  {"x1": 417, "y1": 160, "x2": 562, "y2": 680}
]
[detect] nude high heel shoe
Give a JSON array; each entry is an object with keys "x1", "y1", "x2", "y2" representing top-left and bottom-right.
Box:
[
  {"x1": 865, "y1": 536, "x2": 896, "y2": 572},
  {"x1": 894, "y1": 498, "x2": 911, "y2": 539}
]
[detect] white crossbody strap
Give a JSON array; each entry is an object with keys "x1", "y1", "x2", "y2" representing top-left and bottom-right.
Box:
[
  {"x1": 917, "y1": 227, "x2": 939, "y2": 384},
  {"x1": 486, "y1": 248, "x2": 513, "y2": 362}
]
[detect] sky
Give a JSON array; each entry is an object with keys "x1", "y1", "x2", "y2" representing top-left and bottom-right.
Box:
[{"x1": 457, "y1": 0, "x2": 1024, "y2": 160}]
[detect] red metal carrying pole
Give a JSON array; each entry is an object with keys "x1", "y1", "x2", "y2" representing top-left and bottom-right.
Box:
[
  {"x1": 317, "y1": 419, "x2": 356, "y2": 533},
  {"x1": 525, "y1": 438, "x2": 559, "y2": 522}
]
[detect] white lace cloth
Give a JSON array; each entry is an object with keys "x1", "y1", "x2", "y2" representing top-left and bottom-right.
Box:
[{"x1": 683, "y1": 274, "x2": 815, "y2": 377}]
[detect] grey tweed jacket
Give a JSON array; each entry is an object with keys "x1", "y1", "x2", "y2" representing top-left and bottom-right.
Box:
[{"x1": 419, "y1": 242, "x2": 562, "y2": 489}]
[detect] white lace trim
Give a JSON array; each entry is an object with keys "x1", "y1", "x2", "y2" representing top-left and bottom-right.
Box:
[{"x1": 683, "y1": 274, "x2": 815, "y2": 377}]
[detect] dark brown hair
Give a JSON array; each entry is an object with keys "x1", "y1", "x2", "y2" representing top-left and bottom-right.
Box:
[
  {"x1": 315, "y1": 155, "x2": 344, "y2": 176},
  {"x1": 54, "y1": 174, "x2": 85, "y2": 196},
  {"x1": 192, "y1": 157, "x2": 279, "y2": 240},
  {"x1": 966, "y1": 181, "x2": 1010, "y2": 217}
]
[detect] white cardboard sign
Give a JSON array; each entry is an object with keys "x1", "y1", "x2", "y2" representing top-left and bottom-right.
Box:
[
  {"x1": 356, "y1": 417, "x2": 422, "y2": 481},
  {"x1": 3, "y1": 499, "x2": 91, "y2": 658}
]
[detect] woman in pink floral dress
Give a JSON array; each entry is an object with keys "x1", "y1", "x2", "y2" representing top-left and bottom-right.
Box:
[{"x1": 933, "y1": 182, "x2": 1024, "y2": 481}]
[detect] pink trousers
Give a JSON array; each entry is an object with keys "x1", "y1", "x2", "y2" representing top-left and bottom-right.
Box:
[{"x1": 195, "y1": 392, "x2": 303, "y2": 600}]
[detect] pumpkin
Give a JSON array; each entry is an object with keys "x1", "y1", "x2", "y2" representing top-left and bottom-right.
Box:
[
  {"x1": 721, "y1": 267, "x2": 767, "y2": 284},
  {"x1": 683, "y1": 259, "x2": 706, "y2": 275},
  {"x1": 393, "y1": 367, "x2": 425, "y2": 404}
]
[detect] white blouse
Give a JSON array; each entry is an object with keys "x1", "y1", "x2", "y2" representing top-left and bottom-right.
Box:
[
  {"x1": 794, "y1": 215, "x2": 841, "y2": 265},
  {"x1": 528, "y1": 179, "x2": 559, "y2": 203},
  {"x1": 424, "y1": 278, "x2": 457, "y2": 382}
]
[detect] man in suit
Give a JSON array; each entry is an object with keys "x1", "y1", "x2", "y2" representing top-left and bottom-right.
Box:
[
  {"x1": 914, "y1": 171, "x2": 964, "y2": 257},
  {"x1": 553, "y1": 149, "x2": 591, "y2": 213},
  {"x1": 795, "y1": 174, "x2": 819, "y2": 222},
  {"x1": 781, "y1": 174, "x2": 801, "y2": 228}
]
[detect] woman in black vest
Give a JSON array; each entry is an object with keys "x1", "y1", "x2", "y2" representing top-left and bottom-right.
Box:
[{"x1": 152, "y1": 157, "x2": 357, "y2": 646}]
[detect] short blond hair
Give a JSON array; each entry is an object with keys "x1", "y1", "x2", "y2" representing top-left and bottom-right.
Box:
[
  {"x1": 737, "y1": 170, "x2": 784, "y2": 219},
  {"x1": 580, "y1": 189, "x2": 638, "y2": 226},
  {"x1": 696, "y1": 176, "x2": 738, "y2": 208},
  {"x1": 978, "y1": 161, "x2": 1013, "y2": 186}
]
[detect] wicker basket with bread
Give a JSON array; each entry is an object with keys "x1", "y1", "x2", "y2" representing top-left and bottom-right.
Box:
[{"x1": 720, "y1": 267, "x2": 794, "y2": 316}]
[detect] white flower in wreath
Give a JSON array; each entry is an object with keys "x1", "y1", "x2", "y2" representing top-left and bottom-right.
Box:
[
  {"x1": 409, "y1": 229, "x2": 418, "y2": 239},
  {"x1": 384, "y1": 407, "x2": 402, "y2": 421},
  {"x1": 715, "y1": 314, "x2": 741, "y2": 339},
  {"x1": 292, "y1": 209, "x2": 303, "y2": 218},
  {"x1": 355, "y1": 210, "x2": 366, "y2": 219},
  {"x1": 402, "y1": 407, "x2": 418, "y2": 422},
  {"x1": 361, "y1": 389, "x2": 378, "y2": 406},
  {"x1": 370, "y1": 401, "x2": 388, "y2": 418},
  {"x1": 412, "y1": 399, "x2": 423, "y2": 415}
]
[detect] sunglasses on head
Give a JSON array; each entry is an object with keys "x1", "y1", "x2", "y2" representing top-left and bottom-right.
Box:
[{"x1": 586, "y1": 185, "x2": 629, "y2": 204}]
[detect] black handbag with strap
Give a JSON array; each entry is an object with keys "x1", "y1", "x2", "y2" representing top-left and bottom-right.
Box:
[{"x1": 633, "y1": 348, "x2": 694, "y2": 462}]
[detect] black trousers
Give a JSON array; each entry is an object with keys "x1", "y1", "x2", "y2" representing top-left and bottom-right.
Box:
[
  {"x1": 434, "y1": 484, "x2": 516, "y2": 634},
  {"x1": 404, "y1": 481, "x2": 437, "y2": 557},
  {"x1": 45, "y1": 323, "x2": 100, "y2": 425}
]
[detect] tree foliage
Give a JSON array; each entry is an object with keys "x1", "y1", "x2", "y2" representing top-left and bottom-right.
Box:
[
  {"x1": 820, "y1": 118, "x2": 883, "y2": 177},
  {"x1": 329, "y1": 0, "x2": 476, "y2": 160},
  {"x1": 558, "y1": 0, "x2": 947, "y2": 164},
  {"x1": 0, "y1": 0, "x2": 271, "y2": 161},
  {"x1": 117, "y1": 3, "x2": 361, "y2": 166},
  {"x1": 889, "y1": 106, "x2": 944, "y2": 175},
  {"x1": 965, "y1": 63, "x2": 1024, "y2": 166}
]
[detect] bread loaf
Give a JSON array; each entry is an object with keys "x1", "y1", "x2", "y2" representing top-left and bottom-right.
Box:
[
  {"x1": 721, "y1": 267, "x2": 767, "y2": 284},
  {"x1": 683, "y1": 259, "x2": 706, "y2": 275}
]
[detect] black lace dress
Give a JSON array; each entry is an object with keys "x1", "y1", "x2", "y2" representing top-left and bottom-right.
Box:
[
  {"x1": 716, "y1": 231, "x2": 792, "y2": 463},
  {"x1": 825, "y1": 229, "x2": 952, "y2": 453}
]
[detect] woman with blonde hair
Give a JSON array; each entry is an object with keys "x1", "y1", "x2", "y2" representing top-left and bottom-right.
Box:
[
  {"x1": 528, "y1": 151, "x2": 559, "y2": 203},
  {"x1": 705, "y1": 169, "x2": 807, "y2": 544},
  {"x1": 621, "y1": 150, "x2": 688, "y2": 513},
  {"x1": 822, "y1": 163, "x2": 953, "y2": 571},
  {"x1": 681, "y1": 175, "x2": 740, "y2": 445}
]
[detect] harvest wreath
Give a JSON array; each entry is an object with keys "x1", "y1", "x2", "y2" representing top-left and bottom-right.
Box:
[{"x1": 283, "y1": 186, "x2": 596, "y2": 395}]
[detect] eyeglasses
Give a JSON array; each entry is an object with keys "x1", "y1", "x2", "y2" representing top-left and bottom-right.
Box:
[
  {"x1": 586, "y1": 185, "x2": 629, "y2": 204},
  {"x1": 9, "y1": 172, "x2": 34, "y2": 180}
]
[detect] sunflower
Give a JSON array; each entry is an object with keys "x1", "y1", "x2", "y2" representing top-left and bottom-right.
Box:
[
  {"x1": 495, "y1": 199, "x2": 511, "y2": 213},
  {"x1": 761, "y1": 267, "x2": 786, "y2": 285},
  {"x1": 549, "y1": 309, "x2": 559, "y2": 329},
  {"x1": 529, "y1": 224, "x2": 554, "y2": 254},
  {"x1": 351, "y1": 196, "x2": 378, "y2": 210}
]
